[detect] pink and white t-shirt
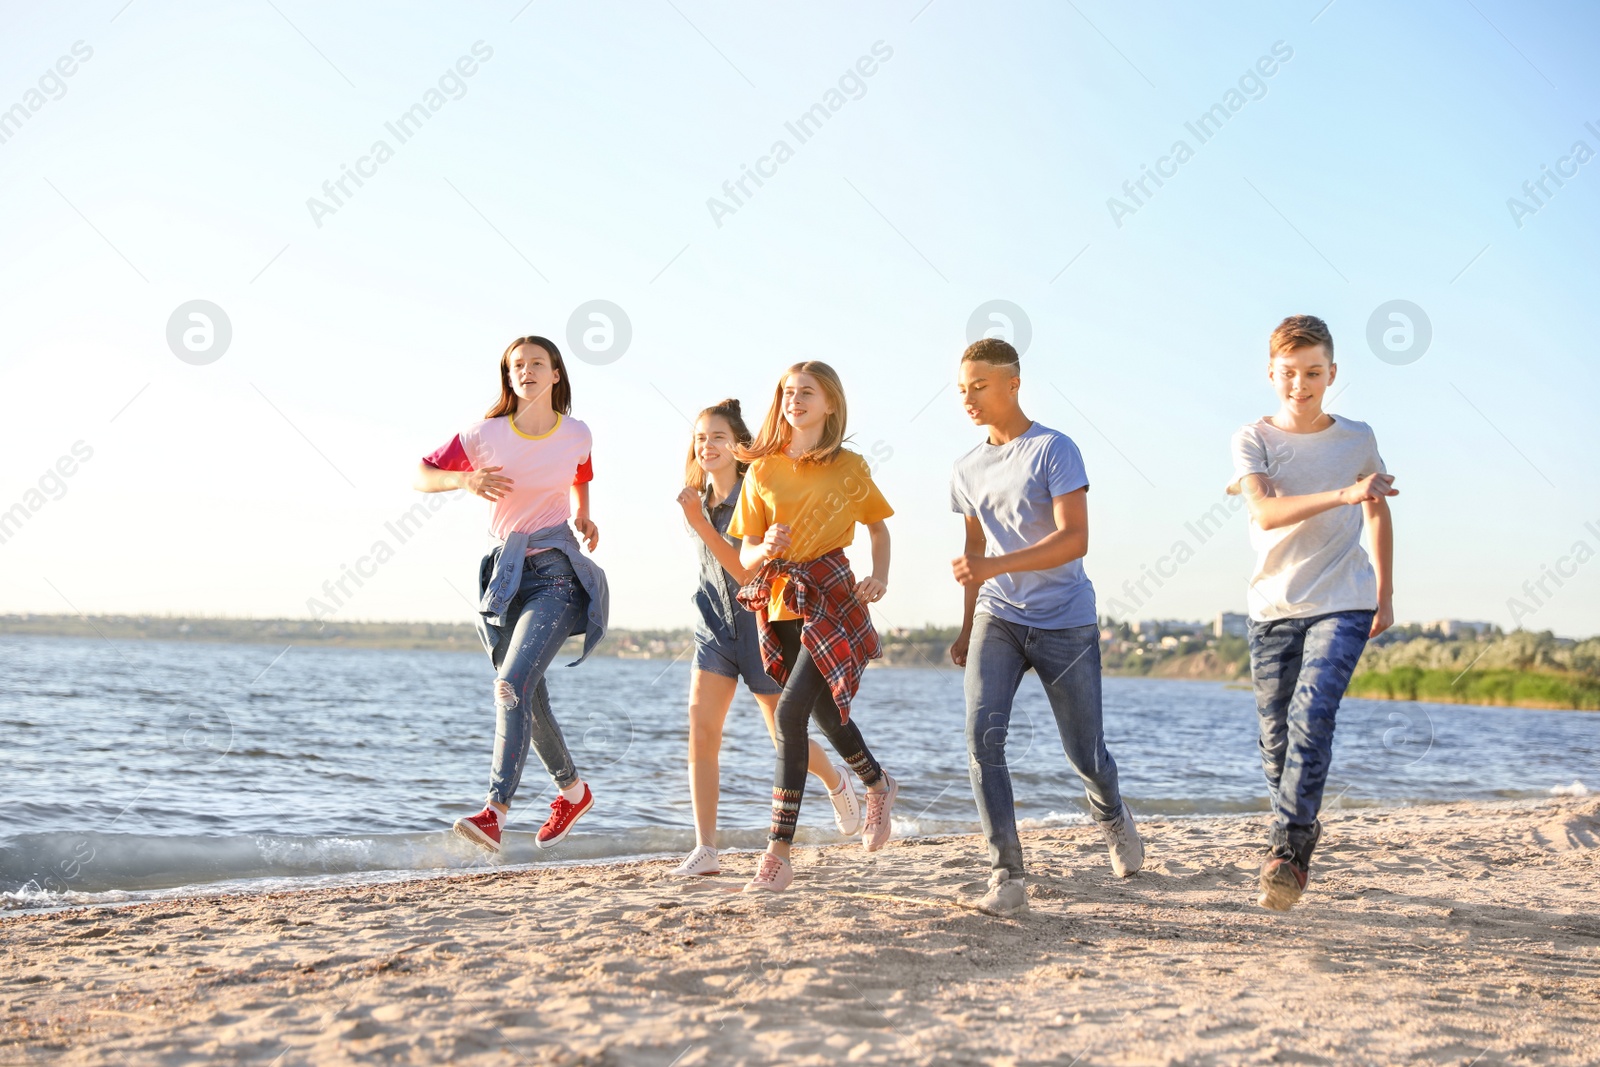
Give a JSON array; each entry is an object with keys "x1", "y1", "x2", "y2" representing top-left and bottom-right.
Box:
[{"x1": 423, "y1": 413, "x2": 593, "y2": 542}]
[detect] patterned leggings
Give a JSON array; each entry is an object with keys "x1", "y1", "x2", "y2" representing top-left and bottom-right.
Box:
[{"x1": 769, "y1": 619, "x2": 883, "y2": 843}]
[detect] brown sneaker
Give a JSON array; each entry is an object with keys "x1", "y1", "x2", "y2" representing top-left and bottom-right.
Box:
[{"x1": 1256, "y1": 855, "x2": 1309, "y2": 911}]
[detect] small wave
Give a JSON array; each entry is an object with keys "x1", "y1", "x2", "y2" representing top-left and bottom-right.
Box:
[
  {"x1": 0, "y1": 820, "x2": 911, "y2": 910},
  {"x1": 1550, "y1": 780, "x2": 1590, "y2": 797},
  {"x1": 1017, "y1": 810, "x2": 1093, "y2": 830}
]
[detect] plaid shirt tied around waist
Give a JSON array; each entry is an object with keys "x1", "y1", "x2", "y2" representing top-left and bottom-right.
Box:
[{"x1": 735, "y1": 548, "x2": 881, "y2": 723}]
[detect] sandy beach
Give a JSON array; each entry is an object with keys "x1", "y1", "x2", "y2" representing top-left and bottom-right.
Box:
[{"x1": 3, "y1": 796, "x2": 1596, "y2": 1066}]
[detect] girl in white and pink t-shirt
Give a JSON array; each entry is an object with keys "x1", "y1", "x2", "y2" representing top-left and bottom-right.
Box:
[{"x1": 415, "y1": 335, "x2": 609, "y2": 854}]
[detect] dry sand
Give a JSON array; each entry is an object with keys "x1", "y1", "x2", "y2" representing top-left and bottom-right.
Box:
[{"x1": 3, "y1": 797, "x2": 1597, "y2": 1066}]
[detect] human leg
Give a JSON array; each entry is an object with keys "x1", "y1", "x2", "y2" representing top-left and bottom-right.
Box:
[
  {"x1": 760, "y1": 621, "x2": 886, "y2": 860},
  {"x1": 1248, "y1": 617, "x2": 1304, "y2": 820},
  {"x1": 1027, "y1": 623, "x2": 1123, "y2": 820},
  {"x1": 752, "y1": 691, "x2": 841, "y2": 790},
  {"x1": 1027, "y1": 622, "x2": 1141, "y2": 876},
  {"x1": 686, "y1": 668, "x2": 736, "y2": 849},
  {"x1": 1274, "y1": 610, "x2": 1374, "y2": 864},
  {"x1": 963, "y1": 613, "x2": 1031, "y2": 880},
  {"x1": 488, "y1": 556, "x2": 589, "y2": 806}
]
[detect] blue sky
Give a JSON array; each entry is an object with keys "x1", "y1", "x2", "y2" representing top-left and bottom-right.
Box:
[{"x1": 1, "y1": 0, "x2": 1596, "y2": 637}]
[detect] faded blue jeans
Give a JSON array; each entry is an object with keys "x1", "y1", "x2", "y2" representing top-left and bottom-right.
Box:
[
  {"x1": 1248, "y1": 609, "x2": 1374, "y2": 865},
  {"x1": 965, "y1": 613, "x2": 1123, "y2": 879},
  {"x1": 486, "y1": 550, "x2": 590, "y2": 805}
]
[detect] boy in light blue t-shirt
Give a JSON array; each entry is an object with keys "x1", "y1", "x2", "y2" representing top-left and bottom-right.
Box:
[{"x1": 948, "y1": 338, "x2": 1143, "y2": 918}]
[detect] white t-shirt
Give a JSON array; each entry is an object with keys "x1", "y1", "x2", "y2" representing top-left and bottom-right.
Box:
[
  {"x1": 1226, "y1": 415, "x2": 1387, "y2": 622},
  {"x1": 423, "y1": 413, "x2": 593, "y2": 543}
]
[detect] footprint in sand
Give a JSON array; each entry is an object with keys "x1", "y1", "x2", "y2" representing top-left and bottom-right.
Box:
[{"x1": 1531, "y1": 812, "x2": 1600, "y2": 852}]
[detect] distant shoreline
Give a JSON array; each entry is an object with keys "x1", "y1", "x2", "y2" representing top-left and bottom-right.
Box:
[{"x1": 5, "y1": 614, "x2": 1597, "y2": 711}]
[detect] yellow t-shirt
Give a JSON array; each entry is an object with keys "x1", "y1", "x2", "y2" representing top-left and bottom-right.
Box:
[{"x1": 728, "y1": 449, "x2": 895, "y2": 621}]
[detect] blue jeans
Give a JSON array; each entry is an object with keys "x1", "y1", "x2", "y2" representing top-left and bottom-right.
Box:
[
  {"x1": 965, "y1": 614, "x2": 1123, "y2": 878},
  {"x1": 487, "y1": 550, "x2": 590, "y2": 805},
  {"x1": 1247, "y1": 609, "x2": 1374, "y2": 865}
]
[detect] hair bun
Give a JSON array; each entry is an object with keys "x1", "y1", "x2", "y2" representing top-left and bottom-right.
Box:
[{"x1": 721, "y1": 398, "x2": 741, "y2": 415}]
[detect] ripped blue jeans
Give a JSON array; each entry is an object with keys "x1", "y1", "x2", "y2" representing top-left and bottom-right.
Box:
[
  {"x1": 1247, "y1": 609, "x2": 1374, "y2": 865},
  {"x1": 486, "y1": 550, "x2": 589, "y2": 805}
]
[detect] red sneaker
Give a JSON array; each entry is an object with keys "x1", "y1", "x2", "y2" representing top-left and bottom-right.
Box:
[
  {"x1": 536, "y1": 784, "x2": 593, "y2": 848},
  {"x1": 454, "y1": 806, "x2": 504, "y2": 854}
]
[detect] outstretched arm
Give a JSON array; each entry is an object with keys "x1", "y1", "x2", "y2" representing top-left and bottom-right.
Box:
[{"x1": 1237, "y1": 472, "x2": 1397, "y2": 531}]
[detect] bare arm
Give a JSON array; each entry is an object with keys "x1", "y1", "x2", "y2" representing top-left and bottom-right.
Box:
[
  {"x1": 950, "y1": 517, "x2": 986, "y2": 667},
  {"x1": 739, "y1": 524, "x2": 791, "y2": 571},
  {"x1": 854, "y1": 520, "x2": 890, "y2": 602},
  {"x1": 676, "y1": 488, "x2": 755, "y2": 584},
  {"x1": 1364, "y1": 494, "x2": 1394, "y2": 637},
  {"x1": 414, "y1": 461, "x2": 511, "y2": 499},
  {"x1": 1238, "y1": 472, "x2": 1397, "y2": 531},
  {"x1": 570, "y1": 482, "x2": 598, "y2": 551},
  {"x1": 952, "y1": 489, "x2": 1088, "y2": 586}
]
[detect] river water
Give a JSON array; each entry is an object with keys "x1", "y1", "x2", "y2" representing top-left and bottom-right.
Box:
[{"x1": 1, "y1": 634, "x2": 1591, "y2": 910}]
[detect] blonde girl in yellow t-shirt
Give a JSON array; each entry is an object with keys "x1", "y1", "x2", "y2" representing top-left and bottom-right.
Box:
[
  {"x1": 727, "y1": 361, "x2": 898, "y2": 892},
  {"x1": 668, "y1": 399, "x2": 864, "y2": 879}
]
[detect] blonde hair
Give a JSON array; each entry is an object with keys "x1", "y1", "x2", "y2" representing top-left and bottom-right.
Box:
[
  {"x1": 1269, "y1": 315, "x2": 1334, "y2": 362},
  {"x1": 738, "y1": 362, "x2": 848, "y2": 465},
  {"x1": 683, "y1": 399, "x2": 752, "y2": 490}
]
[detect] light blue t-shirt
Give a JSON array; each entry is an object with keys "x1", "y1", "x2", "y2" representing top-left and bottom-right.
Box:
[{"x1": 950, "y1": 421, "x2": 1097, "y2": 630}]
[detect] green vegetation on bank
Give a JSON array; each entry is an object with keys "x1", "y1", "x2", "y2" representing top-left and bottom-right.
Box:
[
  {"x1": 1346, "y1": 667, "x2": 1600, "y2": 710},
  {"x1": 1346, "y1": 629, "x2": 1600, "y2": 711}
]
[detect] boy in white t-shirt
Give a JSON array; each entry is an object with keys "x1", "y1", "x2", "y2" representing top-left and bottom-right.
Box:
[{"x1": 1226, "y1": 315, "x2": 1397, "y2": 912}]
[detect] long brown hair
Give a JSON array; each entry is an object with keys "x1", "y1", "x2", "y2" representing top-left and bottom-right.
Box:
[
  {"x1": 684, "y1": 399, "x2": 753, "y2": 490},
  {"x1": 485, "y1": 336, "x2": 572, "y2": 419},
  {"x1": 737, "y1": 361, "x2": 848, "y2": 465}
]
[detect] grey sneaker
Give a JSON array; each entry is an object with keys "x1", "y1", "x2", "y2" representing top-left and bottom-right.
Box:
[
  {"x1": 976, "y1": 869, "x2": 1028, "y2": 917},
  {"x1": 1098, "y1": 801, "x2": 1144, "y2": 877}
]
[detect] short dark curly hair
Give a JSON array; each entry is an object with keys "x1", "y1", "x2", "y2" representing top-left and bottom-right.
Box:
[{"x1": 962, "y1": 337, "x2": 1020, "y2": 370}]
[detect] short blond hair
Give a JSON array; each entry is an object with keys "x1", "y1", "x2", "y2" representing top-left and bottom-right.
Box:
[{"x1": 1269, "y1": 315, "x2": 1334, "y2": 361}]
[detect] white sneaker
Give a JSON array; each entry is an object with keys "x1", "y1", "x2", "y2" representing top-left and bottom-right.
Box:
[
  {"x1": 670, "y1": 845, "x2": 720, "y2": 877},
  {"x1": 826, "y1": 764, "x2": 863, "y2": 837},
  {"x1": 1098, "y1": 801, "x2": 1144, "y2": 877},
  {"x1": 976, "y1": 869, "x2": 1029, "y2": 917}
]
